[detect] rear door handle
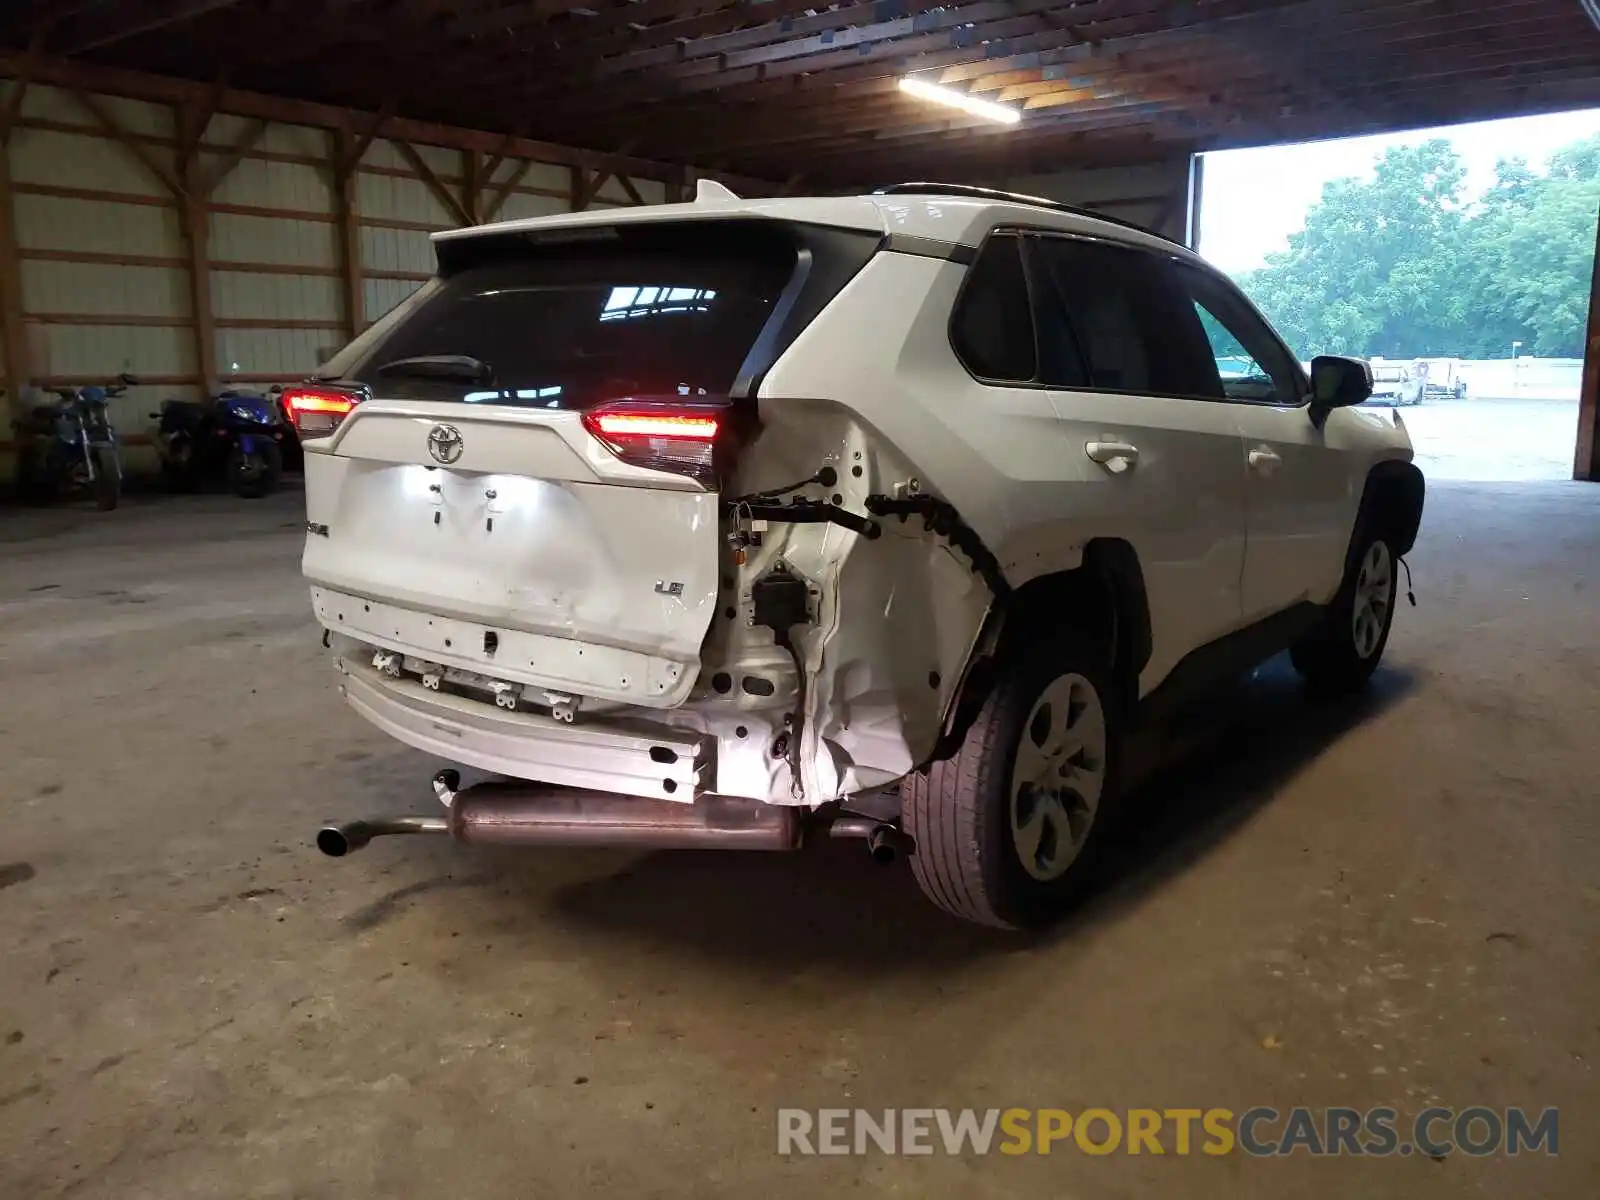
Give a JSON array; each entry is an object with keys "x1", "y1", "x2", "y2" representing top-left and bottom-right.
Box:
[
  {"x1": 1085, "y1": 441, "x2": 1140, "y2": 472},
  {"x1": 1247, "y1": 447, "x2": 1282, "y2": 474}
]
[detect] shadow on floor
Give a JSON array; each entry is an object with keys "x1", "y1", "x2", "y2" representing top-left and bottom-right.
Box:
[{"x1": 540, "y1": 656, "x2": 1415, "y2": 969}]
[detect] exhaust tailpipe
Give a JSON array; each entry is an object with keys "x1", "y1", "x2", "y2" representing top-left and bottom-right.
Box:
[
  {"x1": 316, "y1": 815, "x2": 448, "y2": 857},
  {"x1": 317, "y1": 783, "x2": 802, "y2": 856},
  {"x1": 828, "y1": 816, "x2": 913, "y2": 864}
]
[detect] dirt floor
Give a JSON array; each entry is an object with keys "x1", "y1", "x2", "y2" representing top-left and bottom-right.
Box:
[{"x1": 1, "y1": 479, "x2": 1597, "y2": 1199}]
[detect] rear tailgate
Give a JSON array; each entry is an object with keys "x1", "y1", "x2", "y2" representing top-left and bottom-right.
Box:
[
  {"x1": 298, "y1": 219, "x2": 817, "y2": 709},
  {"x1": 304, "y1": 401, "x2": 719, "y2": 705}
]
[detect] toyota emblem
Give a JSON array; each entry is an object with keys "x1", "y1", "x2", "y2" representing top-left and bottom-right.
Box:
[{"x1": 426, "y1": 423, "x2": 464, "y2": 465}]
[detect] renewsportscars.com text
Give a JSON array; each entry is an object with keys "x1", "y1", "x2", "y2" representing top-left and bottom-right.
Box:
[{"x1": 776, "y1": 1107, "x2": 1558, "y2": 1158}]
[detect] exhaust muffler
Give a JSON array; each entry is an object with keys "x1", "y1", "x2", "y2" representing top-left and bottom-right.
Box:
[{"x1": 317, "y1": 781, "x2": 803, "y2": 856}]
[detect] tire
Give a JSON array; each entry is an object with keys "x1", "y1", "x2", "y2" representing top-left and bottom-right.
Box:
[
  {"x1": 1290, "y1": 529, "x2": 1398, "y2": 695},
  {"x1": 903, "y1": 631, "x2": 1121, "y2": 929},
  {"x1": 92, "y1": 447, "x2": 120, "y2": 511},
  {"x1": 231, "y1": 443, "x2": 281, "y2": 498}
]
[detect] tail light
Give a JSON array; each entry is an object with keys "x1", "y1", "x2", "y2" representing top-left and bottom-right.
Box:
[
  {"x1": 281, "y1": 383, "x2": 365, "y2": 439},
  {"x1": 582, "y1": 399, "x2": 729, "y2": 485}
]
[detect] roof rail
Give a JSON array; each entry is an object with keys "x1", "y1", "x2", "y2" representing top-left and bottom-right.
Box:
[{"x1": 871, "y1": 182, "x2": 1178, "y2": 245}]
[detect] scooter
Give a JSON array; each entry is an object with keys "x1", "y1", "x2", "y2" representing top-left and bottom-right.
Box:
[
  {"x1": 12, "y1": 373, "x2": 134, "y2": 511},
  {"x1": 151, "y1": 388, "x2": 287, "y2": 498}
]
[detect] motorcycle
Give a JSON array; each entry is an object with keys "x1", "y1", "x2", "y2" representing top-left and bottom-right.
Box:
[
  {"x1": 151, "y1": 388, "x2": 287, "y2": 498},
  {"x1": 12, "y1": 373, "x2": 133, "y2": 511}
]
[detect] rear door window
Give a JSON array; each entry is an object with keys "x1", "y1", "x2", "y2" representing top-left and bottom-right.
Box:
[
  {"x1": 950, "y1": 233, "x2": 1038, "y2": 384},
  {"x1": 332, "y1": 224, "x2": 795, "y2": 408},
  {"x1": 1028, "y1": 236, "x2": 1220, "y2": 399}
]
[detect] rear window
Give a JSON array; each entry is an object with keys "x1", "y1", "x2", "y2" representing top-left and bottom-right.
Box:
[{"x1": 331, "y1": 222, "x2": 796, "y2": 408}]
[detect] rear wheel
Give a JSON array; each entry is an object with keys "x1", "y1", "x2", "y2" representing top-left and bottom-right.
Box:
[
  {"x1": 1291, "y1": 531, "x2": 1397, "y2": 694},
  {"x1": 231, "y1": 443, "x2": 282, "y2": 498},
  {"x1": 903, "y1": 631, "x2": 1120, "y2": 929}
]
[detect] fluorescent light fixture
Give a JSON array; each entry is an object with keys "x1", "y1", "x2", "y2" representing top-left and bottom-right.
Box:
[{"x1": 898, "y1": 77, "x2": 1021, "y2": 125}]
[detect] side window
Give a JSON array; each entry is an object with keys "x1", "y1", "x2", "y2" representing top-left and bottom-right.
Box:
[
  {"x1": 1176, "y1": 263, "x2": 1305, "y2": 404},
  {"x1": 1028, "y1": 237, "x2": 1220, "y2": 398},
  {"x1": 950, "y1": 233, "x2": 1037, "y2": 384}
]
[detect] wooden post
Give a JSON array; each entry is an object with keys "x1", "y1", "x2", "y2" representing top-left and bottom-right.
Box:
[
  {"x1": 179, "y1": 192, "x2": 217, "y2": 392},
  {"x1": 176, "y1": 104, "x2": 218, "y2": 392},
  {"x1": 1574, "y1": 208, "x2": 1600, "y2": 482},
  {"x1": 0, "y1": 138, "x2": 29, "y2": 422},
  {"x1": 334, "y1": 128, "x2": 365, "y2": 339}
]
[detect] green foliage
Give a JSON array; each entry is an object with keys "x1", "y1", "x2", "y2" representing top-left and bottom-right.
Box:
[{"x1": 1234, "y1": 135, "x2": 1600, "y2": 360}]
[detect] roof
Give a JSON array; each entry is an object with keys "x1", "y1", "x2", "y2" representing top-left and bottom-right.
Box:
[
  {"x1": 2, "y1": 1, "x2": 1597, "y2": 187},
  {"x1": 435, "y1": 183, "x2": 1201, "y2": 259}
]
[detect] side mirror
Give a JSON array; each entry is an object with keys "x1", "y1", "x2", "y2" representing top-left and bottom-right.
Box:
[{"x1": 1309, "y1": 355, "x2": 1371, "y2": 421}]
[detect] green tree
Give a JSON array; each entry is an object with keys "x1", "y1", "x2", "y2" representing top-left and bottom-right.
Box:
[{"x1": 1234, "y1": 134, "x2": 1600, "y2": 360}]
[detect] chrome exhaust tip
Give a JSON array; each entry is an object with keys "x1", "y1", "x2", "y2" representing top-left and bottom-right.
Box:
[{"x1": 315, "y1": 816, "x2": 449, "y2": 857}]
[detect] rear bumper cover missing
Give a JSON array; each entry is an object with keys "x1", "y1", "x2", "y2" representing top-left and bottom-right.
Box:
[{"x1": 338, "y1": 658, "x2": 709, "y2": 801}]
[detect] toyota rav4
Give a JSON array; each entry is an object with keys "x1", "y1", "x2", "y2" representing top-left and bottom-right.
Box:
[{"x1": 295, "y1": 182, "x2": 1424, "y2": 929}]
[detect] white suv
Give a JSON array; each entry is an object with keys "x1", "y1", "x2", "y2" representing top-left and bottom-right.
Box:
[{"x1": 293, "y1": 183, "x2": 1424, "y2": 929}]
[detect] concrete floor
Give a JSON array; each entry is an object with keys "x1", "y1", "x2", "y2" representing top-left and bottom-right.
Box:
[
  {"x1": 1388, "y1": 397, "x2": 1580, "y2": 482},
  {"x1": 1, "y1": 480, "x2": 1597, "y2": 1199}
]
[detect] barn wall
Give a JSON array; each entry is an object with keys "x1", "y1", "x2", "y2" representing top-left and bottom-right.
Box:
[
  {"x1": 0, "y1": 76, "x2": 691, "y2": 480},
  {"x1": 986, "y1": 156, "x2": 1199, "y2": 246}
]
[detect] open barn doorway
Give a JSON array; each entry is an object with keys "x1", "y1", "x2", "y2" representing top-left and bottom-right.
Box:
[{"x1": 1197, "y1": 110, "x2": 1600, "y2": 482}]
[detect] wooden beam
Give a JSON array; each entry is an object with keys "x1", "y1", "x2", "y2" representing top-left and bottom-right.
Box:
[
  {"x1": 0, "y1": 31, "x2": 45, "y2": 149},
  {"x1": 394, "y1": 137, "x2": 472, "y2": 226},
  {"x1": 178, "y1": 76, "x2": 228, "y2": 169},
  {"x1": 1575, "y1": 207, "x2": 1600, "y2": 482},
  {"x1": 199, "y1": 117, "x2": 267, "y2": 195},
  {"x1": 0, "y1": 52, "x2": 772, "y2": 191},
  {"x1": 180, "y1": 192, "x2": 217, "y2": 392},
  {"x1": 333, "y1": 129, "x2": 365, "y2": 339},
  {"x1": 483, "y1": 158, "x2": 534, "y2": 222},
  {"x1": 463, "y1": 149, "x2": 481, "y2": 224},
  {"x1": 616, "y1": 174, "x2": 645, "y2": 206},
  {"x1": 0, "y1": 138, "x2": 29, "y2": 419},
  {"x1": 70, "y1": 88, "x2": 185, "y2": 197},
  {"x1": 337, "y1": 98, "x2": 396, "y2": 181}
]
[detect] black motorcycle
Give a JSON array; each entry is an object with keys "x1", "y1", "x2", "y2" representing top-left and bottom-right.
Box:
[
  {"x1": 11, "y1": 373, "x2": 133, "y2": 511},
  {"x1": 152, "y1": 389, "x2": 288, "y2": 498}
]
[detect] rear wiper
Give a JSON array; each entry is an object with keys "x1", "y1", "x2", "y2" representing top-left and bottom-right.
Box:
[{"x1": 376, "y1": 355, "x2": 493, "y2": 382}]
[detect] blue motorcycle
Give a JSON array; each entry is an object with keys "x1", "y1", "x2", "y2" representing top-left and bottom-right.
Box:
[
  {"x1": 151, "y1": 388, "x2": 286, "y2": 498},
  {"x1": 12, "y1": 373, "x2": 133, "y2": 511}
]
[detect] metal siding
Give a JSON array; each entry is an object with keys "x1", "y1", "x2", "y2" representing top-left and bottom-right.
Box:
[
  {"x1": 258, "y1": 122, "x2": 332, "y2": 161},
  {"x1": 496, "y1": 192, "x2": 569, "y2": 221},
  {"x1": 209, "y1": 212, "x2": 338, "y2": 267},
  {"x1": 416, "y1": 144, "x2": 459, "y2": 176},
  {"x1": 217, "y1": 328, "x2": 332, "y2": 377},
  {"x1": 511, "y1": 160, "x2": 570, "y2": 193},
  {"x1": 21, "y1": 261, "x2": 190, "y2": 317},
  {"x1": 43, "y1": 323, "x2": 192, "y2": 377},
  {"x1": 208, "y1": 153, "x2": 333, "y2": 214},
  {"x1": 359, "y1": 225, "x2": 435, "y2": 275},
  {"x1": 21, "y1": 85, "x2": 174, "y2": 138},
  {"x1": 13, "y1": 193, "x2": 182, "y2": 257},
  {"x1": 8, "y1": 127, "x2": 174, "y2": 196},
  {"x1": 212, "y1": 272, "x2": 342, "y2": 323},
  {"x1": 357, "y1": 168, "x2": 455, "y2": 226},
  {"x1": 364, "y1": 278, "x2": 423, "y2": 324},
  {"x1": 361, "y1": 140, "x2": 405, "y2": 172}
]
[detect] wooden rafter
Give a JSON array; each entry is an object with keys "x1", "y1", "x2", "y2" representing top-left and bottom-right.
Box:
[
  {"x1": 483, "y1": 158, "x2": 534, "y2": 222},
  {"x1": 70, "y1": 87, "x2": 185, "y2": 196},
  {"x1": 394, "y1": 137, "x2": 471, "y2": 226},
  {"x1": 199, "y1": 116, "x2": 266, "y2": 195}
]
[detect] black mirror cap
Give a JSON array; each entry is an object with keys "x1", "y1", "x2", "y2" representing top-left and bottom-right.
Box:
[{"x1": 1310, "y1": 355, "x2": 1372, "y2": 411}]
